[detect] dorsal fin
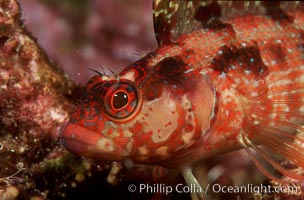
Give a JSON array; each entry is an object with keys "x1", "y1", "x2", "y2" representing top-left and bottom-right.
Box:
[
  {"x1": 153, "y1": 0, "x2": 203, "y2": 46},
  {"x1": 153, "y1": 1, "x2": 304, "y2": 46}
]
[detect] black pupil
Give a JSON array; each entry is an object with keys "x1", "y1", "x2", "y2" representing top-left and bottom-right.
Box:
[{"x1": 113, "y1": 91, "x2": 128, "y2": 109}]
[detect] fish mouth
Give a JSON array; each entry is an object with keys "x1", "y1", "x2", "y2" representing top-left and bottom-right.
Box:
[{"x1": 59, "y1": 123, "x2": 127, "y2": 161}]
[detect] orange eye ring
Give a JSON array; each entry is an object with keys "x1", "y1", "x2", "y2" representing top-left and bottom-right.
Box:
[{"x1": 103, "y1": 80, "x2": 142, "y2": 122}]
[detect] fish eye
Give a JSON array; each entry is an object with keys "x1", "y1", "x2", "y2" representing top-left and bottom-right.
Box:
[
  {"x1": 112, "y1": 91, "x2": 129, "y2": 109},
  {"x1": 103, "y1": 80, "x2": 141, "y2": 121}
]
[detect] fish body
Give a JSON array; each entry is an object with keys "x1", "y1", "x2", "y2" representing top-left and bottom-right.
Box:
[{"x1": 60, "y1": 1, "x2": 304, "y2": 189}]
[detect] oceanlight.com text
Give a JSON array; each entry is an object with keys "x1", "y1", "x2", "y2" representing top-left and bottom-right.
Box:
[{"x1": 127, "y1": 183, "x2": 299, "y2": 195}]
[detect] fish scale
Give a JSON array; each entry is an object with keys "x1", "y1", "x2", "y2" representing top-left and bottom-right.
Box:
[{"x1": 60, "y1": 1, "x2": 304, "y2": 199}]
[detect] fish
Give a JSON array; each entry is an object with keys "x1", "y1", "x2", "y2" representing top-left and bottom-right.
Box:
[{"x1": 60, "y1": 1, "x2": 304, "y2": 199}]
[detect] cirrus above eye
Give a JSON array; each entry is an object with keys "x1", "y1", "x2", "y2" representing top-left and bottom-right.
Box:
[{"x1": 103, "y1": 80, "x2": 141, "y2": 121}]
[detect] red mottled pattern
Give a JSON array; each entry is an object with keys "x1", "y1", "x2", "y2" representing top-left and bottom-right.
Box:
[{"x1": 60, "y1": 1, "x2": 304, "y2": 194}]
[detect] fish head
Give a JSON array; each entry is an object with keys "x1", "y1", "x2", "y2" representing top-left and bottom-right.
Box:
[{"x1": 60, "y1": 53, "x2": 216, "y2": 165}]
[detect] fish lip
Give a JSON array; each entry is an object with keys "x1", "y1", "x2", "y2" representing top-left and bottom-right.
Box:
[
  {"x1": 59, "y1": 123, "x2": 101, "y2": 148},
  {"x1": 59, "y1": 122, "x2": 96, "y2": 155},
  {"x1": 59, "y1": 123, "x2": 127, "y2": 161}
]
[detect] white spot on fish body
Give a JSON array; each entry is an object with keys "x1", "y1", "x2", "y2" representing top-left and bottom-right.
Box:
[
  {"x1": 295, "y1": 75, "x2": 304, "y2": 82},
  {"x1": 97, "y1": 138, "x2": 115, "y2": 152},
  {"x1": 124, "y1": 139, "x2": 133, "y2": 156},
  {"x1": 155, "y1": 146, "x2": 168, "y2": 156},
  {"x1": 254, "y1": 120, "x2": 259, "y2": 125},
  {"x1": 287, "y1": 48, "x2": 293, "y2": 53},
  {"x1": 218, "y1": 72, "x2": 226, "y2": 79},
  {"x1": 122, "y1": 71, "x2": 136, "y2": 82},
  {"x1": 244, "y1": 69, "x2": 251, "y2": 75},
  {"x1": 184, "y1": 68, "x2": 194, "y2": 74},
  {"x1": 251, "y1": 92, "x2": 258, "y2": 97},
  {"x1": 182, "y1": 132, "x2": 194, "y2": 144},
  {"x1": 138, "y1": 145, "x2": 149, "y2": 155},
  {"x1": 299, "y1": 105, "x2": 304, "y2": 113}
]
